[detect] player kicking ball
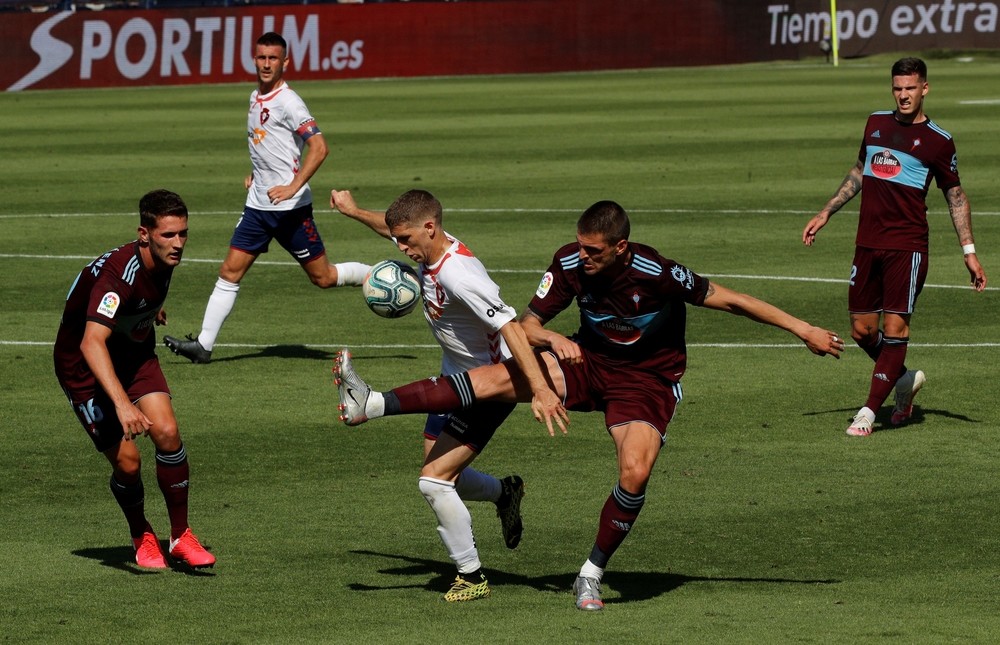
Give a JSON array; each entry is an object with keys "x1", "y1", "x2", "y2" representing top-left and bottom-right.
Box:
[
  {"x1": 335, "y1": 200, "x2": 843, "y2": 610},
  {"x1": 332, "y1": 188, "x2": 562, "y2": 601}
]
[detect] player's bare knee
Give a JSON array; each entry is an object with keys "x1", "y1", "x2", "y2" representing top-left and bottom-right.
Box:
[
  {"x1": 112, "y1": 456, "x2": 142, "y2": 480},
  {"x1": 149, "y1": 423, "x2": 181, "y2": 452}
]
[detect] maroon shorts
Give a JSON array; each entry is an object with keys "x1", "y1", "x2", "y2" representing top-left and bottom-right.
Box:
[
  {"x1": 849, "y1": 247, "x2": 927, "y2": 315},
  {"x1": 57, "y1": 353, "x2": 170, "y2": 453},
  {"x1": 545, "y1": 350, "x2": 681, "y2": 441}
]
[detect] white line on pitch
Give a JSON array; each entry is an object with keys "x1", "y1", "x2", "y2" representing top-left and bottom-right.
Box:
[
  {"x1": 1, "y1": 252, "x2": 992, "y2": 291},
  {"x1": 4, "y1": 340, "x2": 1000, "y2": 350}
]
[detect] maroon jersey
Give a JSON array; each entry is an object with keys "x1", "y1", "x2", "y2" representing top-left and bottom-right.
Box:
[
  {"x1": 528, "y1": 241, "x2": 709, "y2": 381},
  {"x1": 54, "y1": 241, "x2": 172, "y2": 392},
  {"x1": 856, "y1": 111, "x2": 961, "y2": 253}
]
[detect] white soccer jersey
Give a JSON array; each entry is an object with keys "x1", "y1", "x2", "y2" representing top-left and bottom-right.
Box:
[
  {"x1": 418, "y1": 234, "x2": 517, "y2": 375},
  {"x1": 246, "y1": 82, "x2": 321, "y2": 211}
]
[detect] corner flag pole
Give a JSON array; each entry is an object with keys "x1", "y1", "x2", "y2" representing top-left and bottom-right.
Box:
[{"x1": 831, "y1": 0, "x2": 840, "y2": 66}]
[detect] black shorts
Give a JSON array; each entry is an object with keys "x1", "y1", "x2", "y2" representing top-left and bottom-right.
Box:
[{"x1": 422, "y1": 401, "x2": 517, "y2": 453}]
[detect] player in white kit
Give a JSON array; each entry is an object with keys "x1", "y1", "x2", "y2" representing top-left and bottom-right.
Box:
[
  {"x1": 165, "y1": 32, "x2": 369, "y2": 363},
  {"x1": 332, "y1": 188, "x2": 563, "y2": 601}
]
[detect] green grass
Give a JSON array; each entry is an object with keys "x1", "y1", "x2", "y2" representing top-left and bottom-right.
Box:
[{"x1": 2, "y1": 53, "x2": 999, "y2": 643}]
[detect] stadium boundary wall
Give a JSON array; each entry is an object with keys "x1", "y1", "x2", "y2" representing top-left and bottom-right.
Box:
[{"x1": 6, "y1": 0, "x2": 998, "y2": 91}]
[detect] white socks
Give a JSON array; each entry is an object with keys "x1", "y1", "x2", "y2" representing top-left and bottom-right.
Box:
[
  {"x1": 580, "y1": 559, "x2": 605, "y2": 582},
  {"x1": 418, "y1": 476, "x2": 480, "y2": 574},
  {"x1": 335, "y1": 262, "x2": 371, "y2": 287},
  {"x1": 198, "y1": 277, "x2": 240, "y2": 351},
  {"x1": 454, "y1": 468, "x2": 502, "y2": 503}
]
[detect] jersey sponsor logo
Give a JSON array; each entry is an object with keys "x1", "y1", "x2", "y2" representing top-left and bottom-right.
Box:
[
  {"x1": 97, "y1": 292, "x2": 121, "y2": 318},
  {"x1": 250, "y1": 127, "x2": 267, "y2": 146},
  {"x1": 870, "y1": 149, "x2": 902, "y2": 179},
  {"x1": 599, "y1": 318, "x2": 641, "y2": 345},
  {"x1": 484, "y1": 302, "x2": 507, "y2": 318},
  {"x1": 535, "y1": 272, "x2": 554, "y2": 298},
  {"x1": 670, "y1": 265, "x2": 694, "y2": 290},
  {"x1": 872, "y1": 130, "x2": 881, "y2": 138}
]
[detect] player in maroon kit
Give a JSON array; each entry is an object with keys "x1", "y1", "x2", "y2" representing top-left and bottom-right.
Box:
[
  {"x1": 54, "y1": 189, "x2": 215, "y2": 570},
  {"x1": 334, "y1": 200, "x2": 844, "y2": 610},
  {"x1": 802, "y1": 57, "x2": 987, "y2": 437}
]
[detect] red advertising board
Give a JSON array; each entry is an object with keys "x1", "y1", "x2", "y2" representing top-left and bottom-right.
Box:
[
  {"x1": 5, "y1": 0, "x2": 771, "y2": 91},
  {"x1": 5, "y1": 1, "x2": 996, "y2": 91}
]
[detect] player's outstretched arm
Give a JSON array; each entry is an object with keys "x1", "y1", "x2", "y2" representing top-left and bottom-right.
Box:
[
  {"x1": 700, "y1": 281, "x2": 845, "y2": 358},
  {"x1": 499, "y1": 319, "x2": 569, "y2": 436},
  {"x1": 803, "y1": 160, "x2": 864, "y2": 246},
  {"x1": 330, "y1": 189, "x2": 392, "y2": 239}
]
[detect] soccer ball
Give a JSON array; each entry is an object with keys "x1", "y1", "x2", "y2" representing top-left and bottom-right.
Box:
[{"x1": 362, "y1": 259, "x2": 421, "y2": 318}]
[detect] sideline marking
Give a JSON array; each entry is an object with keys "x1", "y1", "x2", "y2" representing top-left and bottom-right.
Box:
[
  {"x1": 1, "y1": 252, "x2": 992, "y2": 291},
  {"x1": 4, "y1": 340, "x2": 1000, "y2": 350},
  {"x1": 3, "y1": 207, "x2": 1000, "y2": 220}
]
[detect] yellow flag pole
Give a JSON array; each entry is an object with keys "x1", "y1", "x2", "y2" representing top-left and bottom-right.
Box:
[{"x1": 831, "y1": 0, "x2": 840, "y2": 67}]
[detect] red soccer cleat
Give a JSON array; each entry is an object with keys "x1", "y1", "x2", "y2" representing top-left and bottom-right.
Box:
[
  {"x1": 168, "y1": 528, "x2": 216, "y2": 568},
  {"x1": 133, "y1": 529, "x2": 169, "y2": 569}
]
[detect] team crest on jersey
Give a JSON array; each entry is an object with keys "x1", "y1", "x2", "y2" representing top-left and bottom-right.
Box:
[
  {"x1": 536, "y1": 272, "x2": 554, "y2": 298},
  {"x1": 260, "y1": 107, "x2": 271, "y2": 125},
  {"x1": 97, "y1": 292, "x2": 120, "y2": 318},
  {"x1": 671, "y1": 265, "x2": 694, "y2": 290},
  {"x1": 911, "y1": 138, "x2": 921, "y2": 151},
  {"x1": 871, "y1": 149, "x2": 902, "y2": 179}
]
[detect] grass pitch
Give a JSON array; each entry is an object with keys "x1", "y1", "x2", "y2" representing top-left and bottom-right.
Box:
[{"x1": 2, "y1": 53, "x2": 999, "y2": 643}]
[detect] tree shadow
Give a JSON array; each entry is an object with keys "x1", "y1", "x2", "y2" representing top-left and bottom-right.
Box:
[
  {"x1": 347, "y1": 550, "x2": 839, "y2": 605},
  {"x1": 72, "y1": 545, "x2": 216, "y2": 577}
]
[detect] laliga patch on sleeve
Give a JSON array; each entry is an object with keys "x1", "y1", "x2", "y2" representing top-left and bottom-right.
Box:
[
  {"x1": 97, "y1": 292, "x2": 121, "y2": 318},
  {"x1": 535, "y1": 272, "x2": 554, "y2": 298}
]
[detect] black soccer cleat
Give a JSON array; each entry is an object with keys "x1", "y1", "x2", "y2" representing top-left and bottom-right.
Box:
[{"x1": 163, "y1": 334, "x2": 212, "y2": 364}]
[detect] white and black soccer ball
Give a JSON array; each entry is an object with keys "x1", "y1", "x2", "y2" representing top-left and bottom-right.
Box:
[{"x1": 362, "y1": 259, "x2": 421, "y2": 318}]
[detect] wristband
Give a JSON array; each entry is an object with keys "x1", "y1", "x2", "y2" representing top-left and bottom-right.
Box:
[{"x1": 962, "y1": 243, "x2": 977, "y2": 255}]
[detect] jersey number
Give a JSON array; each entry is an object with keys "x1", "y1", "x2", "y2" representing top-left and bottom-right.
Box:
[
  {"x1": 78, "y1": 398, "x2": 105, "y2": 428},
  {"x1": 849, "y1": 264, "x2": 858, "y2": 287}
]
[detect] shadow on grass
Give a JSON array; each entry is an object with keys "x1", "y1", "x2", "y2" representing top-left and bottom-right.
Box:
[
  {"x1": 72, "y1": 545, "x2": 216, "y2": 577},
  {"x1": 801, "y1": 405, "x2": 979, "y2": 429},
  {"x1": 347, "y1": 550, "x2": 838, "y2": 605},
  {"x1": 164, "y1": 345, "x2": 424, "y2": 364}
]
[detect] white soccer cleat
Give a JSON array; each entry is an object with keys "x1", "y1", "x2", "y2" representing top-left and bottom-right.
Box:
[
  {"x1": 846, "y1": 408, "x2": 875, "y2": 437},
  {"x1": 573, "y1": 576, "x2": 604, "y2": 611},
  {"x1": 891, "y1": 369, "x2": 926, "y2": 426},
  {"x1": 333, "y1": 349, "x2": 371, "y2": 426}
]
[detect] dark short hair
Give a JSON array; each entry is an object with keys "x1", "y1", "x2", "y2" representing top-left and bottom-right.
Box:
[
  {"x1": 891, "y1": 57, "x2": 927, "y2": 80},
  {"x1": 139, "y1": 189, "x2": 188, "y2": 229},
  {"x1": 577, "y1": 200, "x2": 630, "y2": 244},
  {"x1": 257, "y1": 32, "x2": 287, "y2": 53},
  {"x1": 385, "y1": 190, "x2": 443, "y2": 229}
]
